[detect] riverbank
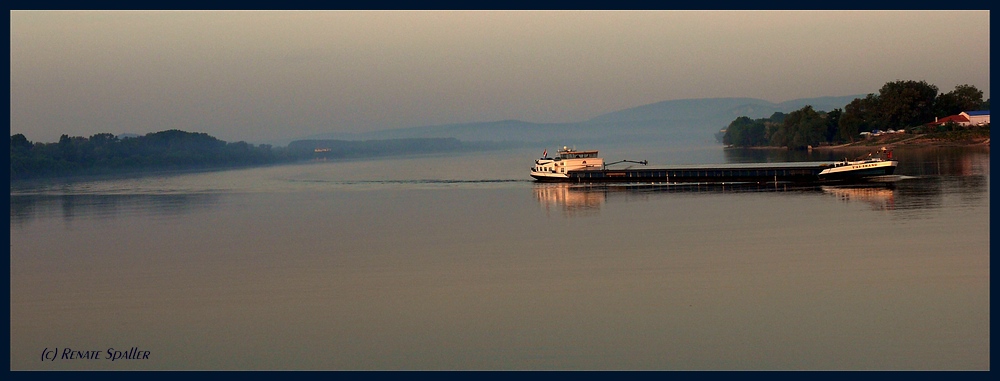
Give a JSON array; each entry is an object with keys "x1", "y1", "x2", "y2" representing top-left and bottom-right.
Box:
[{"x1": 814, "y1": 128, "x2": 990, "y2": 150}]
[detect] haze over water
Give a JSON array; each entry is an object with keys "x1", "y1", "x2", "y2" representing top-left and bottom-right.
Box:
[{"x1": 9, "y1": 145, "x2": 990, "y2": 370}]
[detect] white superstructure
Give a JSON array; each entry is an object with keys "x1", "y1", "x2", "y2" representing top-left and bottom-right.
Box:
[{"x1": 530, "y1": 147, "x2": 604, "y2": 181}]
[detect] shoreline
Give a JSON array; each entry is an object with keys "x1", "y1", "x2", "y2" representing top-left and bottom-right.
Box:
[
  {"x1": 726, "y1": 131, "x2": 990, "y2": 151},
  {"x1": 813, "y1": 133, "x2": 990, "y2": 150}
]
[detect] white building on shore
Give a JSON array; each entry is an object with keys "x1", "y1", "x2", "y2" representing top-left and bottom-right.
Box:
[{"x1": 961, "y1": 111, "x2": 990, "y2": 126}]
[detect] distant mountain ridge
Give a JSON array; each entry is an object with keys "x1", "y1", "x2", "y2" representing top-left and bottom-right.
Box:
[
  {"x1": 587, "y1": 95, "x2": 862, "y2": 124},
  {"x1": 282, "y1": 95, "x2": 863, "y2": 147}
]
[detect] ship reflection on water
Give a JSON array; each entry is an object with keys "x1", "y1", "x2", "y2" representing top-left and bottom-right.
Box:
[
  {"x1": 533, "y1": 183, "x2": 606, "y2": 217},
  {"x1": 534, "y1": 181, "x2": 907, "y2": 217},
  {"x1": 821, "y1": 184, "x2": 897, "y2": 211}
]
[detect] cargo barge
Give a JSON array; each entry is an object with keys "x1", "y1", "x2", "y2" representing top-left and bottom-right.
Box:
[{"x1": 530, "y1": 146, "x2": 897, "y2": 184}]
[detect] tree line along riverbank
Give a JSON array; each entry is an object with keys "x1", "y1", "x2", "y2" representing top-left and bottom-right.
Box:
[
  {"x1": 9, "y1": 130, "x2": 509, "y2": 181},
  {"x1": 721, "y1": 80, "x2": 989, "y2": 150}
]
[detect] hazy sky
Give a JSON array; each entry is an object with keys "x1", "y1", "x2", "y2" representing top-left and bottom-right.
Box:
[{"x1": 10, "y1": 10, "x2": 991, "y2": 143}]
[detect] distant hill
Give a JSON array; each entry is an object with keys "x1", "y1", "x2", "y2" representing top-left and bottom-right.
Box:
[
  {"x1": 287, "y1": 120, "x2": 575, "y2": 146},
  {"x1": 586, "y1": 95, "x2": 862, "y2": 126},
  {"x1": 586, "y1": 97, "x2": 774, "y2": 124},
  {"x1": 286, "y1": 137, "x2": 505, "y2": 159},
  {"x1": 280, "y1": 95, "x2": 864, "y2": 147}
]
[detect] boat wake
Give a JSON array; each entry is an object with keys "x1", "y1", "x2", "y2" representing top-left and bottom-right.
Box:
[
  {"x1": 289, "y1": 179, "x2": 531, "y2": 186},
  {"x1": 861, "y1": 175, "x2": 913, "y2": 183}
]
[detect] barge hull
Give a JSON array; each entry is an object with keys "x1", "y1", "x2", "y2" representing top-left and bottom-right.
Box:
[
  {"x1": 816, "y1": 165, "x2": 896, "y2": 181},
  {"x1": 558, "y1": 164, "x2": 835, "y2": 184}
]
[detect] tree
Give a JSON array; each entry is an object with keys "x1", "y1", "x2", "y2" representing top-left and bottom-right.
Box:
[
  {"x1": 877, "y1": 80, "x2": 938, "y2": 129},
  {"x1": 767, "y1": 112, "x2": 787, "y2": 124},
  {"x1": 89, "y1": 133, "x2": 118, "y2": 147},
  {"x1": 825, "y1": 108, "x2": 842, "y2": 143},
  {"x1": 723, "y1": 116, "x2": 767, "y2": 147},
  {"x1": 839, "y1": 94, "x2": 879, "y2": 141},
  {"x1": 10, "y1": 134, "x2": 34, "y2": 180},
  {"x1": 934, "y1": 84, "x2": 985, "y2": 117},
  {"x1": 10, "y1": 129, "x2": 286, "y2": 180},
  {"x1": 10, "y1": 134, "x2": 32, "y2": 152},
  {"x1": 57, "y1": 134, "x2": 78, "y2": 162},
  {"x1": 778, "y1": 105, "x2": 827, "y2": 149}
]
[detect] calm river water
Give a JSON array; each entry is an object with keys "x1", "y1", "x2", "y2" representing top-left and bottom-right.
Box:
[{"x1": 9, "y1": 144, "x2": 990, "y2": 370}]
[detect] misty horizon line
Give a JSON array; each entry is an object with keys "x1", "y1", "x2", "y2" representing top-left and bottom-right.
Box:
[
  {"x1": 274, "y1": 93, "x2": 871, "y2": 145},
  {"x1": 6, "y1": 92, "x2": 900, "y2": 145}
]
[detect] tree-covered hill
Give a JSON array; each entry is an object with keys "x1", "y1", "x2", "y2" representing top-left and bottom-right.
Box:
[
  {"x1": 9, "y1": 130, "x2": 284, "y2": 180},
  {"x1": 722, "y1": 81, "x2": 989, "y2": 149},
  {"x1": 10, "y1": 130, "x2": 512, "y2": 181}
]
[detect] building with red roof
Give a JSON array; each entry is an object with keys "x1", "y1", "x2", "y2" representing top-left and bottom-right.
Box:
[
  {"x1": 930, "y1": 114, "x2": 971, "y2": 126},
  {"x1": 928, "y1": 111, "x2": 990, "y2": 127}
]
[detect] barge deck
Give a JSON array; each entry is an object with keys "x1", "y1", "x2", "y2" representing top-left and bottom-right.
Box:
[{"x1": 564, "y1": 162, "x2": 834, "y2": 183}]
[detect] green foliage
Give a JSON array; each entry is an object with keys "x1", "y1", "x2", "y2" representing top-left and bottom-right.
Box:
[
  {"x1": 877, "y1": 80, "x2": 938, "y2": 130},
  {"x1": 937, "y1": 122, "x2": 959, "y2": 133},
  {"x1": 839, "y1": 94, "x2": 880, "y2": 142},
  {"x1": 934, "y1": 84, "x2": 986, "y2": 116},
  {"x1": 825, "y1": 108, "x2": 842, "y2": 143},
  {"x1": 723, "y1": 80, "x2": 987, "y2": 149},
  {"x1": 10, "y1": 130, "x2": 484, "y2": 181},
  {"x1": 724, "y1": 106, "x2": 839, "y2": 148},
  {"x1": 722, "y1": 116, "x2": 766, "y2": 147},
  {"x1": 9, "y1": 130, "x2": 284, "y2": 180},
  {"x1": 771, "y1": 105, "x2": 828, "y2": 149},
  {"x1": 722, "y1": 114, "x2": 778, "y2": 147},
  {"x1": 10, "y1": 134, "x2": 32, "y2": 151},
  {"x1": 768, "y1": 112, "x2": 787, "y2": 124}
]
